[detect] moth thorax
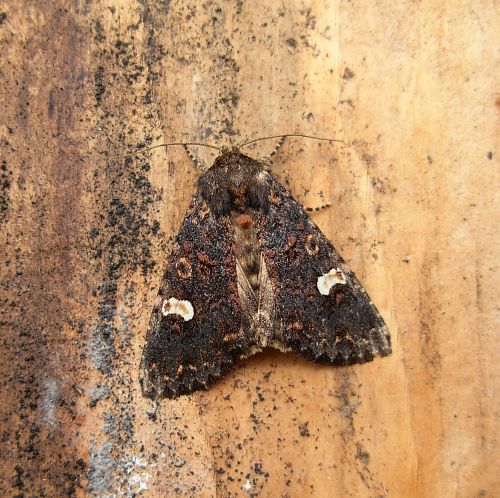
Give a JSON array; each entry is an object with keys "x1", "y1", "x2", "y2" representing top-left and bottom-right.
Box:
[{"x1": 231, "y1": 210, "x2": 260, "y2": 291}]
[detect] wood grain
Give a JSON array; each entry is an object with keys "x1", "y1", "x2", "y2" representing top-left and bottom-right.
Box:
[{"x1": 0, "y1": 1, "x2": 497, "y2": 496}]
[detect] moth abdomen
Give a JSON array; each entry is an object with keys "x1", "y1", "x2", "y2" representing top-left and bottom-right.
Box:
[{"x1": 231, "y1": 211, "x2": 261, "y2": 293}]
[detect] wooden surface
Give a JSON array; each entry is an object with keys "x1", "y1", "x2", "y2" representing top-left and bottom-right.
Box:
[{"x1": 0, "y1": 1, "x2": 498, "y2": 496}]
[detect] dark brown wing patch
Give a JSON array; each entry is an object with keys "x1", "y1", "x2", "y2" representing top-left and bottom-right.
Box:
[{"x1": 140, "y1": 192, "x2": 248, "y2": 399}]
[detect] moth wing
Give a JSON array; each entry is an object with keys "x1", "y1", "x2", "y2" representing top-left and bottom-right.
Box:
[
  {"x1": 140, "y1": 192, "x2": 249, "y2": 399},
  {"x1": 255, "y1": 175, "x2": 391, "y2": 364}
]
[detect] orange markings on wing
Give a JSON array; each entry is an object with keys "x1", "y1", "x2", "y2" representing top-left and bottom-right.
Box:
[{"x1": 235, "y1": 214, "x2": 253, "y2": 229}]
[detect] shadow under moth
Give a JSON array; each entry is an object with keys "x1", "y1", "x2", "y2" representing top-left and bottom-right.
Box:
[{"x1": 140, "y1": 136, "x2": 391, "y2": 399}]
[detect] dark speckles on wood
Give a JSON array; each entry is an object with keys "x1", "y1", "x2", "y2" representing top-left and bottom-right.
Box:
[
  {"x1": 0, "y1": 160, "x2": 12, "y2": 224},
  {"x1": 141, "y1": 147, "x2": 391, "y2": 399}
]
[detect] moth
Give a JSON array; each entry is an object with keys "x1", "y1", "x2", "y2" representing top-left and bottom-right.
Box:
[{"x1": 140, "y1": 137, "x2": 391, "y2": 399}]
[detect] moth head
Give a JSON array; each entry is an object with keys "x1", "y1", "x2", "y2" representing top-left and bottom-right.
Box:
[
  {"x1": 198, "y1": 148, "x2": 271, "y2": 215},
  {"x1": 219, "y1": 146, "x2": 240, "y2": 156}
]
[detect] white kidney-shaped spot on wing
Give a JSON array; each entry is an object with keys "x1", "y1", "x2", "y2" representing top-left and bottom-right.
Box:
[
  {"x1": 317, "y1": 268, "x2": 347, "y2": 295},
  {"x1": 161, "y1": 297, "x2": 194, "y2": 321}
]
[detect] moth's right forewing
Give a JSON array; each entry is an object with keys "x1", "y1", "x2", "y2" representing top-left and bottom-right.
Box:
[{"x1": 140, "y1": 191, "x2": 246, "y2": 399}]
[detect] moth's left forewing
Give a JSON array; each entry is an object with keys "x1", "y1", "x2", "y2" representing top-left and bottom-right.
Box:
[{"x1": 255, "y1": 174, "x2": 391, "y2": 365}]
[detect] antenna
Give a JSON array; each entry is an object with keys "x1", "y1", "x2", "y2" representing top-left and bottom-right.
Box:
[
  {"x1": 108, "y1": 142, "x2": 220, "y2": 160},
  {"x1": 239, "y1": 134, "x2": 346, "y2": 149}
]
